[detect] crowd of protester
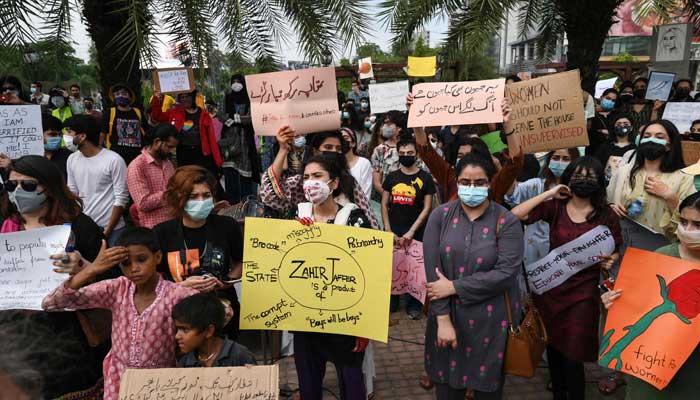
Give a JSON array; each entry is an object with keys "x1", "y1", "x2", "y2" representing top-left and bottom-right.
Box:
[{"x1": 2, "y1": 70, "x2": 700, "y2": 400}]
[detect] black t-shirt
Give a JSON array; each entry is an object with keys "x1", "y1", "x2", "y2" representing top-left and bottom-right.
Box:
[
  {"x1": 153, "y1": 214, "x2": 243, "y2": 282},
  {"x1": 48, "y1": 148, "x2": 73, "y2": 180},
  {"x1": 180, "y1": 108, "x2": 202, "y2": 147},
  {"x1": 102, "y1": 107, "x2": 145, "y2": 165},
  {"x1": 595, "y1": 142, "x2": 636, "y2": 182},
  {"x1": 382, "y1": 169, "x2": 436, "y2": 240}
]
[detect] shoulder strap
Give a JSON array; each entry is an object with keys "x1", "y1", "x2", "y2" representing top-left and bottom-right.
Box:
[
  {"x1": 133, "y1": 108, "x2": 145, "y2": 134},
  {"x1": 334, "y1": 203, "x2": 358, "y2": 225},
  {"x1": 107, "y1": 107, "x2": 116, "y2": 149}
]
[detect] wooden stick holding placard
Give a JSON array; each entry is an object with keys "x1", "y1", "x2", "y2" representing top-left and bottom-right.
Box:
[{"x1": 152, "y1": 67, "x2": 196, "y2": 95}]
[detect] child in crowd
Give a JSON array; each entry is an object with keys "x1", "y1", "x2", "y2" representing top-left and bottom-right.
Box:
[
  {"x1": 42, "y1": 227, "x2": 229, "y2": 400},
  {"x1": 174, "y1": 293, "x2": 256, "y2": 367}
]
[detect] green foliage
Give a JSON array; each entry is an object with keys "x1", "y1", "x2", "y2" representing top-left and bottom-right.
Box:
[{"x1": 613, "y1": 52, "x2": 636, "y2": 62}]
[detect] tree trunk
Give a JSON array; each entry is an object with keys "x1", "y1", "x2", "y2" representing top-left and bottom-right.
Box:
[
  {"x1": 560, "y1": 0, "x2": 623, "y2": 94},
  {"x1": 81, "y1": 1, "x2": 143, "y2": 109}
]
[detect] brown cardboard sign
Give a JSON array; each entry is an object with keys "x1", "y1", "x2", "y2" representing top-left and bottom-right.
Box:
[
  {"x1": 118, "y1": 365, "x2": 279, "y2": 399},
  {"x1": 153, "y1": 67, "x2": 195, "y2": 95},
  {"x1": 505, "y1": 70, "x2": 589, "y2": 154},
  {"x1": 682, "y1": 141, "x2": 700, "y2": 165}
]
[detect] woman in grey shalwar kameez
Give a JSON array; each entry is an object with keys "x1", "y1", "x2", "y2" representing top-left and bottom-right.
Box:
[{"x1": 424, "y1": 153, "x2": 524, "y2": 400}]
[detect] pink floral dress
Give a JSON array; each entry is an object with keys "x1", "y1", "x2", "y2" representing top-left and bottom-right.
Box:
[{"x1": 42, "y1": 275, "x2": 197, "y2": 400}]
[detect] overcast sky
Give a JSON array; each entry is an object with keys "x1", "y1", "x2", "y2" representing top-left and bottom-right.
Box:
[{"x1": 70, "y1": 1, "x2": 447, "y2": 66}]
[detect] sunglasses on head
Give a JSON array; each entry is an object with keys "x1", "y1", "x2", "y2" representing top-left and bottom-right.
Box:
[
  {"x1": 2, "y1": 179, "x2": 40, "y2": 192},
  {"x1": 2, "y1": 86, "x2": 17, "y2": 93}
]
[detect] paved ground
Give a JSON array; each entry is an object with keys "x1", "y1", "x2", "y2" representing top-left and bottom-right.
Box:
[{"x1": 242, "y1": 310, "x2": 627, "y2": 400}]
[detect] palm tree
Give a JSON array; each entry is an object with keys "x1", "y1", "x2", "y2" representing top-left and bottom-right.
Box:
[
  {"x1": 380, "y1": 0, "x2": 700, "y2": 93},
  {"x1": 1, "y1": 0, "x2": 369, "y2": 103}
]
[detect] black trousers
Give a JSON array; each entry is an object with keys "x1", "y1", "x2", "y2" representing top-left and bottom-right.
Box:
[{"x1": 547, "y1": 345, "x2": 585, "y2": 400}]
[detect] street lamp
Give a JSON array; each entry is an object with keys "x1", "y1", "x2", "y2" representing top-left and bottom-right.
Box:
[{"x1": 320, "y1": 48, "x2": 333, "y2": 67}]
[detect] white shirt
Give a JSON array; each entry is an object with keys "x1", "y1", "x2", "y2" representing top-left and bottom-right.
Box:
[
  {"x1": 67, "y1": 148, "x2": 129, "y2": 230},
  {"x1": 350, "y1": 156, "x2": 373, "y2": 202}
]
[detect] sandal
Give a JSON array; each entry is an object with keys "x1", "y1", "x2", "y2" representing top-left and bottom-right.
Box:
[
  {"x1": 598, "y1": 372, "x2": 627, "y2": 396},
  {"x1": 419, "y1": 372, "x2": 434, "y2": 390}
]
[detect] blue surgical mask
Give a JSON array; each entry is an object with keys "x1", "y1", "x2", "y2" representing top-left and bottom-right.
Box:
[
  {"x1": 184, "y1": 198, "x2": 214, "y2": 221},
  {"x1": 342, "y1": 111, "x2": 350, "y2": 119},
  {"x1": 293, "y1": 135, "x2": 306, "y2": 148},
  {"x1": 457, "y1": 185, "x2": 489, "y2": 207},
  {"x1": 600, "y1": 98, "x2": 615, "y2": 111},
  {"x1": 548, "y1": 160, "x2": 569, "y2": 177},
  {"x1": 639, "y1": 137, "x2": 667, "y2": 147},
  {"x1": 364, "y1": 121, "x2": 371, "y2": 129},
  {"x1": 45, "y1": 136, "x2": 62, "y2": 151}
]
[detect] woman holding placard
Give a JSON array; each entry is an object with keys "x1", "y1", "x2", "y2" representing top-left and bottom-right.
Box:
[
  {"x1": 0, "y1": 155, "x2": 110, "y2": 398},
  {"x1": 423, "y1": 152, "x2": 523, "y2": 400},
  {"x1": 608, "y1": 120, "x2": 694, "y2": 256},
  {"x1": 512, "y1": 156, "x2": 622, "y2": 400},
  {"x1": 602, "y1": 191, "x2": 700, "y2": 399}
]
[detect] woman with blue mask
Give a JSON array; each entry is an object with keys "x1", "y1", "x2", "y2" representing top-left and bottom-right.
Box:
[
  {"x1": 153, "y1": 165, "x2": 243, "y2": 338},
  {"x1": 512, "y1": 156, "x2": 622, "y2": 400},
  {"x1": 423, "y1": 153, "x2": 524, "y2": 400},
  {"x1": 594, "y1": 113, "x2": 636, "y2": 183},
  {"x1": 588, "y1": 88, "x2": 620, "y2": 157},
  {"x1": 504, "y1": 148, "x2": 579, "y2": 269},
  {"x1": 608, "y1": 120, "x2": 694, "y2": 260}
]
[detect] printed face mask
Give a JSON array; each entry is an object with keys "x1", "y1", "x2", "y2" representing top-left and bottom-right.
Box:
[{"x1": 303, "y1": 179, "x2": 332, "y2": 204}]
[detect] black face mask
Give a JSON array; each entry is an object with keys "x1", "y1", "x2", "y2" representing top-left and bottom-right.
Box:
[
  {"x1": 614, "y1": 125, "x2": 631, "y2": 138},
  {"x1": 637, "y1": 142, "x2": 666, "y2": 161},
  {"x1": 633, "y1": 89, "x2": 646, "y2": 99},
  {"x1": 398, "y1": 155, "x2": 416, "y2": 167},
  {"x1": 569, "y1": 180, "x2": 600, "y2": 198},
  {"x1": 321, "y1": 151, "x2": 340, "y2": 162},
  {"x1": 676, "y1": 88, "x2": 691, "y2": 99},
  {"x1": 620, "y1": 93, "x2": 634, "y2": 103},
  {"x1": 688, "y1": 133, "x2": 700, "y2": 142}
]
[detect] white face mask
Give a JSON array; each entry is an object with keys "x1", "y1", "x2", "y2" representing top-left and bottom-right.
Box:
[
  {"x1": 677, "y1": 223, "x2": 700, "y2": 249},
  {"x1": 63, "y1": 135, "x2": 78, "y2": 152},
  {"x1": 231, "y1": 83, "x2": 244, "y2": 92}
]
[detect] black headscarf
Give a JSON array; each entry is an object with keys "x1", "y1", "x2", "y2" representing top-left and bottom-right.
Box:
[{"x1": 228, "y1": 73, "x2": 250, "y2": 106}]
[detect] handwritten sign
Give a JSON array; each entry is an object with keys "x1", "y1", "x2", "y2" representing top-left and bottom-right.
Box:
[
  {"x1": 682, "y1": 141, "x2": 700, "y2": 165},
  {"x1": 391, "y1": 240, "x2": 427, "y2": 303},
  {"x1": 359, "y1": 57, "x2": 374, "y2": 79},
  {"x1": 245, "y1": 67, "x2": 341, "y2": 136},
  {"x1": 369, "y1": 80, "x2": 409, "y2": 114},
  {"x1": 599, "y1": 248, "x2": 700, "y2": 390},
  {"x1": 407, "y1": 79, "x2": 505, "y2": 128},
  {"x1": 525, "y1": 225, "x2": 614, "y2": 295},
  {"x1": 594, "y1": 77, "x2": 618, "y2": 98},
  {"x1": 118, "y1": 365, "x2": 279, "y2": 400},
  {"x1": 663, "y1": 102, "x2": 700, "y2": 133},
  {"x1": 505, "y1": 70, "x2": 589, "y2": 154},
  {"x1": 407, "y1": 56, "x2": 437, "y2": 77},
  {"x1": 0, "y1": 105, "x2": 43, "y2": 159},
  {"x1": 0, "y1": 225, "x2": 71, "y2": 310},
  {"x1": 240, "y1": 217, "x2": 393, "y2": 342},
  {"x1": 153, "y1": 68, "x2": 195, "y2": 95}
]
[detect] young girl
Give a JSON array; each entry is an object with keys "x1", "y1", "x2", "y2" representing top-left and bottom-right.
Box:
[
  {"x1": 512, "y1": 157, "x2": 622, "y2": 400},
  {"x1": 42, "y1": 228, "x2": 226, "y2": 400}
]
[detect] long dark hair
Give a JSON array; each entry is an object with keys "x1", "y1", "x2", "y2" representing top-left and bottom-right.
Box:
[
  {"x1": 560, "y1": 156, "x2": 609, "y2": 222},
  {"x1": 11, "y1": 155, "x2": 82, "y2": 225},
  {"x1": 607, "y1": 112, "x2": 635, "y2": 144},
  {"x1": 302, "y1": 155, "x2": 355, "y2": 202},
  {"x1": 679, "y1": 191, "x2": 700, "y2": 213},
  {"x1": 448, "y1": 137, "x2": 492, "y2": 167},
  {"x1": 629, "y1": 119, "x2": 685, "y2": 187},
  {"x1": 543, "y1": 148, "x2": 581, "y2": 188}
]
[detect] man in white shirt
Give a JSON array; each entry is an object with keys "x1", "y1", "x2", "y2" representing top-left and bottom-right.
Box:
[
  {"x1": 30, "y1": 81, "x2": 50, "y2": 106},
  {"x1": 65, "y1": 115, "x2": 129, "y2": 245}
]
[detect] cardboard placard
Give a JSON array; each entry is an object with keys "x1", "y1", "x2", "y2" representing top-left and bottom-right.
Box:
[
  {"x1": 407, "y1": 79, "x2": 505, "y2": 128},
  {"x1": 0, "y1": 105, "x2": 43, "y2": 159},
  {"x1": 681, "y1": 141, "x2": 700, "y2": 165},
  {"x1": 240, "y1": 218, "x2": 393, "y2": 342},
  {"x1": 645, "y1": 71, "x2": 676, "y2": 101},
  {"x1": 118, "y1": 365, "x2": 279, "y2": 400},
  {"x1": 599, "y1": 248, "x2": 700, "y2": 390},
  {"x1": 504, "y1": 69, "x2": 589, "y2": 154},
  {"x1": 0, "y1": 225, "x2": 71, "y2": 310},
  {"x1": 245, "y1": 67, "x2": 341, "y2": 136},
  {"x1": 358, "y1": 57, "x2": 374, "y2": 79},
  {"x1": 153, "y1": 67, "x2": 195, "y2": 95},
  {"x1": 525, "y1": 226, "x2": 615, "y2": 295},
  {"x1": 368, "y1": 80, "x2": 409, "y2": 114},
  {"x1": 407, "y1": 56, "x2": 437, "y2": 77},
  {"x1": 391, "y1": 240, "x2": 427, "y2": 303},
  {"x1": 662, "y1": 102, "x2": 700, "y2": 133}
]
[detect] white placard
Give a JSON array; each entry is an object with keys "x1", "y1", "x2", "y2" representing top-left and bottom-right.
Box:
[
  {"x1": 0, "y1": 105, "x2": 43, "y2": 159},
  {"x1": 359, "y1": 57, "x2": 374, "y2": 80},
  {"x1": 594, "y1": 77, "x2": 618, "y2": 98},
  {"x1": 369, "y1": 80, "x2": 409, "y2": 114},
  {"x1": 0, "y1": 225, "x2": 71, "y2": 310},
  {"x1": 155, "y1": 68, "x2": 194, "y2": 94},
  {"x1": 525, "y1": 225, "x2": 615, "y2": 294},
  {"x1": 662, "y1": 102, "x2": 700, "y2": 133}
]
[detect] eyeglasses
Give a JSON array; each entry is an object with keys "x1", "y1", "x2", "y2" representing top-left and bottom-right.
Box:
[
  {"x1": 1, "y1": 86, "x2": 17, "y2": 93},
  {"x1": 2, "y1": 179, "x2": 40, "y2": 192},
  {"x1": 457, "y1": 179, "x2": 489, "y2": 187},
  {"x1": 571, "y1": 174, "x2": 598, "y2": 182}
]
